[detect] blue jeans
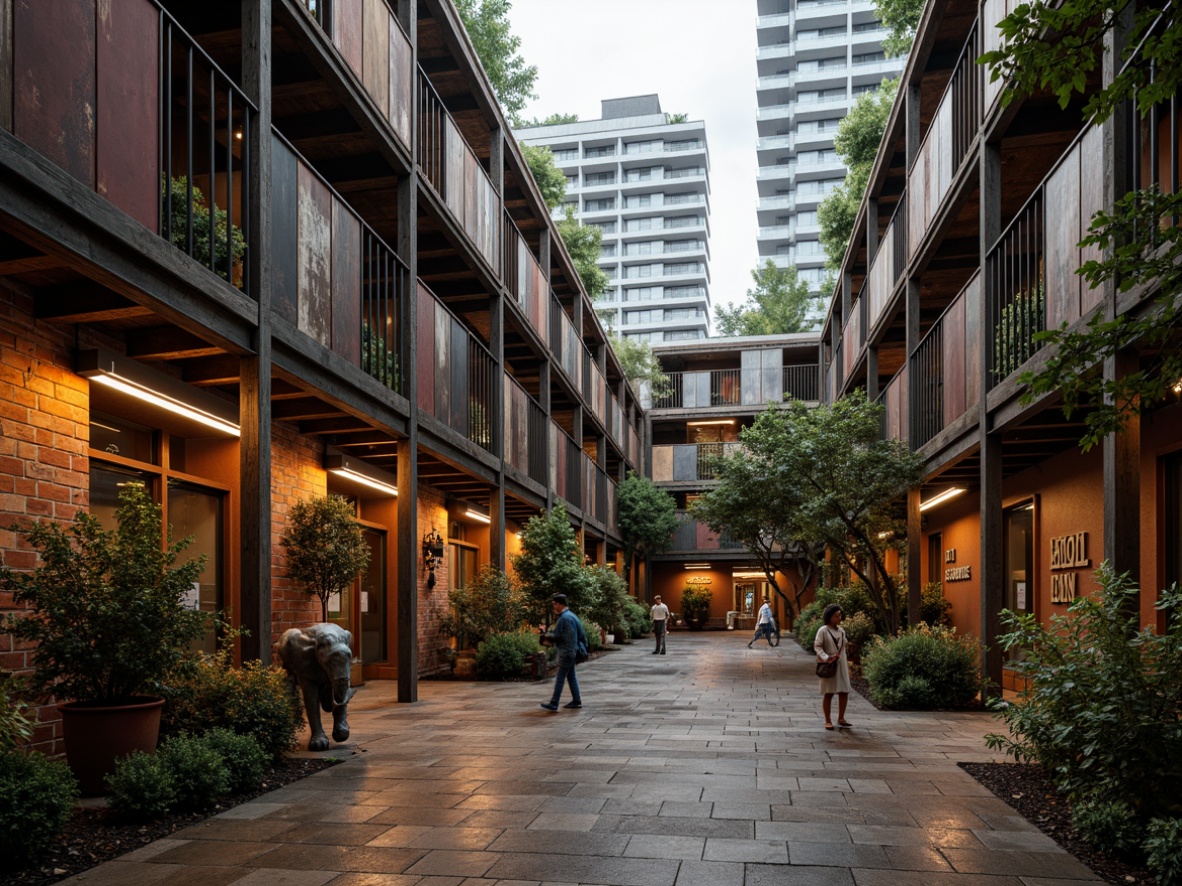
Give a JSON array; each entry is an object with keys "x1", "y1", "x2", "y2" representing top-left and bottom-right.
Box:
[{"x1": 550, "y1": 657, "x2": 581, "y2": 705}]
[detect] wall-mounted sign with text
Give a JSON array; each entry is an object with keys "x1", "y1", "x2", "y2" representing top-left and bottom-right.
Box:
[
  {"x1": 944, "y1": 549, "x2": 971, "y2": 582},
  {"x1": 685, "y1": 576, "x2": 712, "y2": 585},
  {"x1": 1050, "y1": 531, "x2": 1089, "y2": 603}
]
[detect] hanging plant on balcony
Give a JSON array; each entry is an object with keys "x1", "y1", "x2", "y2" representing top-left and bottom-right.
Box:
[{"x1": 162, "y1": 176, "x2": 246, "y2": 285}]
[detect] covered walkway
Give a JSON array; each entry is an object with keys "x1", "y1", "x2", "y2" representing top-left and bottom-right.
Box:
[{"x1": 65, "y1": 632, "x2": 1099, "y2": 885}]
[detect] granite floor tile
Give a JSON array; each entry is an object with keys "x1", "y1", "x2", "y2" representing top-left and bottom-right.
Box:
[
  {"x1": 940, "y1": 849, "x2": 1101, "y2": 879},
  {"x1": 623, "y1": 833, "x2": 705, "y2": 860},
  {"x1": 746, "y1": 862, "x2": 855, "y2": 885},
  {"x1": 672, "y1": 859, "x2": 744, "y2": 886},
  {"x1": 702, "y1": 837, "x2": 789, "y2": 863}
]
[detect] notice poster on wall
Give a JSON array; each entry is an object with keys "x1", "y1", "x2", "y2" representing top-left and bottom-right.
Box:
[
  {"x1": 327, "y1": 591, "x2": 341, "y2": 614},
  {"x1": 361, "y1": 591, "x2": 369, "y2": 613},
  {"x1": 1016, "y1": 581, "x2": 1027, "y2": 610},
  {"x1": 183, "y1": 581, "x2": 201, "y2": 611}
]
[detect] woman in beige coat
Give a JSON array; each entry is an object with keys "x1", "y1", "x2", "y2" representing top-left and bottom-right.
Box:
[{"x1": 814, "y1": 604, "x2": 852, "y2": 730}]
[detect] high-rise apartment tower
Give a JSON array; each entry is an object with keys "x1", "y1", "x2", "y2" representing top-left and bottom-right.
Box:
[
  {"x1": 755, "y1": 0, "x2": 904, "y2": 320},
  {"x1": 518, "y1": 96, "x2": 712, "y2": 342}
]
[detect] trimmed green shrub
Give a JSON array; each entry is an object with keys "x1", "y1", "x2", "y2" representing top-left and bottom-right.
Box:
[
  {"x1": 1145, "y1": 818, "x2": 1182, "y2": 885},
  {"x1": 623, "y1": 599, "x2": 652, "y2": 639},
  {"x1": 985, "y1": 564, "x2": 1182, "y2": 820},
  {"x1": 475, "y1": 631, "x2": 542, "y2": 680},
  {"x1": 0, "y1": 750, "x2": 78, "y2": 867},
  {"x1": 580, "y1": 615, "x2": 604, "y2": 650},
  {"x1": 158, "y1": 733, "x2": 230, "y2": 811},
  {"x1": 844, "y1": 611, "x2": 876, "y2": 647},
  {"x1": 203, "y1": 727, "x2": 267, "y2": 795},
  {"x1": 163, "y1": 647, "x2": 302, "y2": 763},
  {"x1": 1071, "y1": 799, "x2": 1141, "y2": 860},
  {"x1": 586, "y1": 566, "x2": 629, "y2": 639},
  {"x1": 680, "y1": 586, "x2": 712, "y2": 628},
  {"x1": 105, "y1": 750, "x2": 176, "y2": 821},
  {"x1": 921, "y1": 581, "x2": 953, "y2": 626},
  {"x1": 445, "y1": 565, "x2": 528, "y2": 648},
  {"x1": 862, "y1": 624, "x2": 981, "y2": 709}
]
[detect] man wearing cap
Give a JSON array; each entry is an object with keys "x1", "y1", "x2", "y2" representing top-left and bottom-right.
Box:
[
  {"x1": 540, "y1": 594, "x2": 587, "y2": 711},
  {"x1": 650, "y1": 595, "x2": 670, "y2": 655}
]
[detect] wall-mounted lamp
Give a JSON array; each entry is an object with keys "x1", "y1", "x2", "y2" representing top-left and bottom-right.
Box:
[
  {"x1": 422, "y1": 527, "x2": 445, "y2": 588},
  {"x1": 919, "y1": 487, "x2": 966, "y2": 512},
  {"x1": 78, "y1": 347, "x2": 240, "y2": 437},
  {"x1": 325, "y1": 452, "x2": 398, "y2": 497}
]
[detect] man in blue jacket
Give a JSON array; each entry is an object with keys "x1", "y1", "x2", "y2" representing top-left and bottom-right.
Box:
[{"x1": 541, "y1": 593, "x2": 587, "y2": 711}]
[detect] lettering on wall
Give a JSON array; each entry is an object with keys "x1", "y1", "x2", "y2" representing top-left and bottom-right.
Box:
[
  {"x1": 685, "y1": 576, "x2": 711, "y2": 585},
  {"x1": 1050, "y1": 531, "x2": 1089, "y2": 604},
  {"x1": 943, "y1": 549, "x2": 971, "y2": 582}
]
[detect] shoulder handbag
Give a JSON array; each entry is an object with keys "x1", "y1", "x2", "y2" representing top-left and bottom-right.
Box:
[{"x1": 815, "y1": 628, "x2": 843, "y2": 678}]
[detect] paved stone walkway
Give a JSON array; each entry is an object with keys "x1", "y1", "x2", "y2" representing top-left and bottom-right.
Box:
[{"x1": 62, "y1": 632, "x2": 1100, "y2": 886}]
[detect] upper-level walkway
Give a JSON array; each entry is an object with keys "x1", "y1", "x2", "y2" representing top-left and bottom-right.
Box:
[{"x1": 64, "y1": 633, "x2": 1099, "y2": 885}]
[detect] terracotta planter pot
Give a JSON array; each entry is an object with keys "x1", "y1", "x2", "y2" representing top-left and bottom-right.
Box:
[{"x1": 60, "y1": 696, "x2": 165, "y2": 795}]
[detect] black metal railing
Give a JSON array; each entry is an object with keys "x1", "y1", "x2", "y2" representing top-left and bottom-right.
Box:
[
  {"x1": 987, "y1": 192, "x2": 1044, "y2": 385},
  {"x1": 784, "y1": 364, "x2": 820, "y2": 401},
  {"x1": 159, "y1": 10, "x2": 255, "y2": 294},
  {"x1": 361, "y1": 229, "x2": 409, "y2": 396},
  {"x1": 418, "y1": 69, "x2": 446, "y2": 197},
  {"x1": 911, "y1": 313, "x2": 945, "y2": 448},
  {"x1": 950, "y1": 19, "x2": 981, "y2": 176}
]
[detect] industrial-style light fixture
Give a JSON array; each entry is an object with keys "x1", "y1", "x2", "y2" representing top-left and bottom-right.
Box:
[
  {"x1": 325, "y1": 452, "x2": 398, "y2": 497},
  {"x1": 77, "y1": 347, "x2": 239, "y2": 437},
  {"x1": 465, "y1": 508, "x2": 491, "y2": 524},
  {"x1": 686, "y1": 419, "x2": 736, "y2": 427},
  {"x1": 682, "y1": 563, "x2": 711, "y2": 570},
  {"x1": 422, "y1": 527, "x2": 445, "y2": 588},
  {"x1": 919, "y1": 487, "x2": 966, "y2": 512}
]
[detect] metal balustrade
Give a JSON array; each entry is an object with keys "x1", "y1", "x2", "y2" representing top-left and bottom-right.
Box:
[
  {"x1": 987, "y1": 192, "x2": 1044, "y2": 386},
  {"x1": 783, "y1": 364, "x2": 820, "y2": 401}
]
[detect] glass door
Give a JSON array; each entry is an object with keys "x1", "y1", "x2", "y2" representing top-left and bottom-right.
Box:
[
  {"x1": 359, "y1": 528, "x2": 386, "y2": 666},
  {"x1": 167, "y1": 480, "x2": 225, "y2": 654},
  {"x1": 1003, "y1": 500, "x2": 1035, "y2": 661}
]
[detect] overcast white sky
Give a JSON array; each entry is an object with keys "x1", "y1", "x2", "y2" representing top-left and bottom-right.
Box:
[{"x1": 508, "y1": 0, "x2": 760, "y2": 315}]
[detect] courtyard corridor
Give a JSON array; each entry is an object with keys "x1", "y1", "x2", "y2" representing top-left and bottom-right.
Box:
[{"x1": 66, "y1": 632, "x2": 1099, "y2": 886}]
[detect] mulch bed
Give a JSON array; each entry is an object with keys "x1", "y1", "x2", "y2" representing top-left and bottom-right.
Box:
[
  {"x1": 960, "y1": 762, "x2": 1158, "y2": 885},
  {"x1": 2, "y1": 757, "x2": 338, "y2": 886}
]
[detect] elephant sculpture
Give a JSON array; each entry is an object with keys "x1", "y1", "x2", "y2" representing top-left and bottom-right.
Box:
[{"x1": 276, "y1": 623, "x2": 356, "y2": 751}]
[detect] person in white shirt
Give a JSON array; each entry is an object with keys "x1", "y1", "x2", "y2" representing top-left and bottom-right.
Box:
[
  {"x1": 747, "y1": 599, "x2": 777, "y2": 648},
  {"x1": 650, "y1": 595, "x2": 670, "y2": 655}
]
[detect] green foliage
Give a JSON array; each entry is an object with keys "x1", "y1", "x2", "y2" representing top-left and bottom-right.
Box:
[
  {"x1": 1145, "y1": 817, "x2": 1182, "y2": 886},
  {"x1": 280, "y1": 495, "x2": 370, "y2": 623},
  {"x1": 579, "y1": 614, "x2": 603, "y2": 650},
  {"x1": 844, "y1": 611, "x2": 877, "y2": 647},
  {"x1": 610, "y1": 336, "x2": 672, "y2": 399},
  {"x1": 557, "y1": 206, "x2": 610, "y2": 300},
  {"x1": 0, "y1": 678, "x2": 33, "y2": 752},
  {"x1": 1071, "y1": 798, "x2": 1142, "y2": 860},
  {"x1": 585, "y1": 565, "x2": 629, "y2": 637},
  {"x1": 0, "y1": 749, "x2": 78, "y2": 867},
  {"x1": 161, "y1": 645, "x2": 301, "y2": 763},
  {"x1": 1, "y1": 482, "x2": 208, "y2": 705},
  {"x1": 164, "y1": 176, "x2": 246, "y2": 284},
  {"x1": 361, "y1": 319, "x2": 400, "y2": 391},
  {"x1": 993, "y1": 282, "x2": 1045, "y2": 380},
  {"x1": 874, "y1": 0, "x2": 923, "y2": 57},
  {"x1": 818, "y1": 79, "x2": 898, "y2": 269},
  {"x1": 622, "y1": 599, "x2": 653, "y2": 639},
  {"x1": 714, "y1": 260, "x2": 814, "y2": 336},
  {"x1": 984, "y1": 564, "x2": 1182, "y2": 820},
  {"x1": 862, "y1": 624, "x2": 981, "y2": 709},
  {"x1": 521, "y1": 112, "x2": 580, "y2": 127},
  {"x1": 667, "y1": 112, "x2": 689, "y2": 123},
  {"x1": 446, "y1": 565, "x2": 528, "y2": 649},
  {"x1": 511, "y1": 504, "x2": 598, "y2": 623},
  {"x1": 454, "y1": 0, "x2": 537, "y2": 125},
  {"x1": 902, "y1": 581, "x2": 953, "y2": 628},
  {"x1": 616, "y1": 471, "x2": 678, "y2": 574},
  {"x1": 474, "y1": 631, "x2": 541, "y2": 680},
  {"x1": 105, "y1": 750, "x2": 176, "y2": 821},
  {"x1": 520, "y1": 142, "x2": 567, "y2": 210},
  {"x1": 158, "y1": 732, "x2": 230, "y2": 811},
  {"x1": 201, "y1": 727, "x2": 267, "y2": 795},
  {"x1": 680, "y1": 586, "x2": 712, "y2": 627},
  {"x1": 981, "y1": 3, "x2": 1182, "y2": 450}
]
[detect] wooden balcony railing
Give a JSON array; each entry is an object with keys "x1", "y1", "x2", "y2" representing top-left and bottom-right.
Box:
[
  {"x1": 4, "y1": 0, "x2": 257, "y2": 295},
  {"x1": 878, "y1": 366, "x2": 908, "y2": 443},
  {"x1": 866, "y1": 200, "x2": 907, "y2": 332},
  {"x1": 550, "y1": 423, "x2": 583, "y2": 510},
  {"x1": 297, "y1": 0, "x2": 412, "y2": 150},
  {"x1": 502, "y1": 212, "x2": 548, "y2": 340},
  {"x1": 416, "y1": 282, "x2": 495, "y2": 450},
  {"x1": 910, "y1": 274, "x2": 981, "y2": 448},
  {"x1": 548, "y1": 294, "x2": 584, "y2": 391},
  {"x1": 841, "y1": 297, "x2": 864, "y2": 381},
  {"x1": 504, "y1": 375, "x2": 548, "y2": 486},
  {"x1": 418, "y1": 69, "x2": 499, "y2": 272},
  {"x1": 271, "y1": 133, "x2": 409, "y2": 393}
]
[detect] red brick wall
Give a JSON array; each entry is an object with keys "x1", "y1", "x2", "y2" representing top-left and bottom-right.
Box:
[
  {"x1": 0, "y1": 287, "x2": 91, "y2": 755},
  {"x1": 417, "y1": 484, "x2": 451, "y2": 675},
  {"x1": 269, "y1": 422, "x2": 328, "y2": 646}
]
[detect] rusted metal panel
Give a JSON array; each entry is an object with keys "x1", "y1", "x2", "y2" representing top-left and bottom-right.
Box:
[
  {"x1": 333, "y1": 0, "x2": 363, "y2": 84},
  {"x1": 943, "y1": 294, "x2": 966, "y2": 424},
  {"x1": 0, "y1": 0, "x2": 13, "y2": 131},
  {"x1": 271, "y1": 134, "x2": 299, "y2": 324},
  {"x1": 361, "y1": 0, "x2": 389, "y2": 118},
  {"x1": 388, "y1": 17, "x2": 411, "y2": 148},
  {"x1": 433, "y1": 298, "x2": 450, "y2": 424},
  {"x1": 331, "y1": 197, "x2": 361, "y2": 366},
  {"x1": 96, "y1": 0, "x2": 158, "y2": 232},
  {"x1": 963, "y1": 274, "x2": 982, "y2": 413},
  {"x1": 297, "y1": 162, "x2": 333, "y2": 347},
  {"x1": 416, "y1": 283, "x2": 435, "y2": 413},
  {"x1": 1045, "y1": 146, "x2": 1081, "y2": 331},
  {"x1": 1079, "y1": 125, "x2": 1105, "y2": 315},
  {"x1": 445, "y1": 117, "x2": 465, "y2": 219},
  {"x1": 449, "y1": 317, "x2": 468, "y2": 435},
  {"x1": 15, "y1": 0, "x2": 96, "y2": 187}
]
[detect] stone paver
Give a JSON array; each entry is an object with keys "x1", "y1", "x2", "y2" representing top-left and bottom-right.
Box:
[{"x1": 56, "y1": 632, "x2": 1078, "y2": 886}]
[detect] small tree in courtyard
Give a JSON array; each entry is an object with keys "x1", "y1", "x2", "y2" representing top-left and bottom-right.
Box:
[
  {"x1": 281, "y1": 495, "x2": 370, "y2": 623},
  {"x1": 616, "y1": 471, "x2": 679, "y2": 589},
  {"x1": 511, "y1": 504, "x2": 597, "y2": 625}
]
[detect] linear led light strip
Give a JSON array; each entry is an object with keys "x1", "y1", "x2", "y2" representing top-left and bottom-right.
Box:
[
  {"x1": 89, "y1": 373, "x2": 240, "y2": 437},
  {"x1": 328, "y1": 467, "x2": 398, "y2": 497},
  {"x1": 919, "y1": 487, "x2": 965, "y2": 512},
  {"x1": 465, "y1": 509, "x2": 491, "y2": 524}
]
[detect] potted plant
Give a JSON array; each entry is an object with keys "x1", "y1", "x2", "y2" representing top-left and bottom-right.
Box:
[
  {"x1": 680, "y1": 585, "x2": 713, "y2": 631},
  {"x1": 1, "y1": 482, "x2": 208, "y2": 793}
]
